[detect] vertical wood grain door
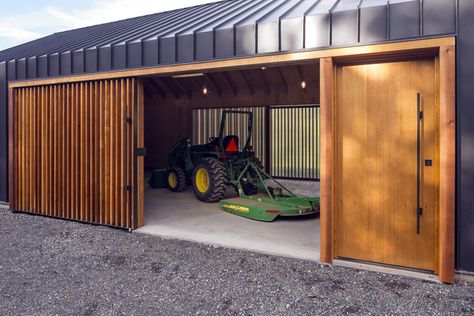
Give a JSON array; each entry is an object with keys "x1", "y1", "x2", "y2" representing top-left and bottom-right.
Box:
[
  {"x1": 335, "y1": 59, "x2": 438, "y2": 272},
  {"x1": 9, "y1": 78, "x2": 144, "y2": 229}
]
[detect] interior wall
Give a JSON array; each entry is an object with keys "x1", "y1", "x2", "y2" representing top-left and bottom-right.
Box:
[{"x1": 144, "y1": 64, "x2": 320, "y2": 169}]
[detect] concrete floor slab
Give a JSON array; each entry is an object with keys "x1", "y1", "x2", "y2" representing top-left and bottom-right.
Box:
[{"x1": 138, "y1": 180, "x2": 320, "y2": 261}]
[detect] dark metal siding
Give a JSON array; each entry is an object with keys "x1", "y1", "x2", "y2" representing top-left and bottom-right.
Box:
[
  {"x1": 457, "y1": 0, "x2": 474, "y2": 273},
  {"x1": 0, "y1": 61, "x2": 7, "y2": 202},
  {"x1": 0, "y1": 0, "x2": 472, "y2": 272}
]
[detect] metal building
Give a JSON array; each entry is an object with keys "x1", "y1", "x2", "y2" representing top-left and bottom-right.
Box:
[{"x1": 0, "y1": 0, "x2": 472, "y2": 283}]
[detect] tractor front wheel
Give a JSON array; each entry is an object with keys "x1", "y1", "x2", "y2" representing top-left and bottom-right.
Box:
[
  {"x1": 192, "y1": 158, "x2": 227, "y2": 203},
  {"x1": 167, "y1": 167, "x2": 187, "y2": 192}
]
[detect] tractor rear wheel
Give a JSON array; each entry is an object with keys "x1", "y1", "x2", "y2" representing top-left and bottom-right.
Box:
[
  {"x1": 192, "y1": 157, "x2": 227, "y2": 203},
  {"x1": 167, "y1": 167, "x2": 187, "y2": 192}
]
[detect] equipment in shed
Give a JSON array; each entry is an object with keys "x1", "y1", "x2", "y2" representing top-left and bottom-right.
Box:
[{"x1": 149, "y1": 110, "x2": 320, "y2": 221}]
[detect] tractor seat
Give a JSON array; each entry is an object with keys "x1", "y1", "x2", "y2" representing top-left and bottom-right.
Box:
[{"x1": 223, "y1": 135, "x2": 239, "y2": 153}]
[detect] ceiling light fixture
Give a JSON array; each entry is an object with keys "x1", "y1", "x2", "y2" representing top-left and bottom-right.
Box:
[
  {"x1": 172, "y1": 73, "x2": 205, "y2": 79},
  {"x1": 203, "y1": 86, "x2": 208, "y2": 95},
  {"x1": 301, "y1": 81, "x2": 307, "y2": 89}
]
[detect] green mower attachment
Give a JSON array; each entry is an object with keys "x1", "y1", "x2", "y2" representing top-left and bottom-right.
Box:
[{"x1": 219, "y1": 158, "x2": 320, "y2": 221}]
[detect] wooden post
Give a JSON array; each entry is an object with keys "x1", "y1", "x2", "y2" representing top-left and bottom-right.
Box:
[
  {"x1": 320, "y1": 58, "x2": 335, "y2": 263},
  {"x1": 8, "y1": 88, "x2": 15, "y2": 212},
  {"x1": 439, "y1": 46, "x2": 456, "y2": 284}
]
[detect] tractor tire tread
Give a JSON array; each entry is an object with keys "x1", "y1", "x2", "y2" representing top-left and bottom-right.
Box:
[
  {"x1": 193, "y1": 157, "x2": 227, "y2": 203},
  {"x1": 168, "y1": 167, "x2": 187, "y2": 192}
]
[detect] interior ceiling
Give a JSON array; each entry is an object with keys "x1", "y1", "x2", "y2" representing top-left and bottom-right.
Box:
[{"x1": 142, "y1": 63, "x2": 319, "y2": 100}]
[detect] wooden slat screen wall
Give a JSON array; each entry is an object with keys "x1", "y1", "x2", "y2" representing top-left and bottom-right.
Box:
[{"x1": 11, "y1": 79, "x2": 137, "y2": 229}]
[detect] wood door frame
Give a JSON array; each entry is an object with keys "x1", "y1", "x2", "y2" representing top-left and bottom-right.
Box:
[
  {"x1": 7, "y1": 37, "x2": 455, "y2": 281},
  {"x1": 320, "y1": 46, "x2": 456, "y2": 283}
]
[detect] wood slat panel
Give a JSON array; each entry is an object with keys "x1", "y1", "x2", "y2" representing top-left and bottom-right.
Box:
[{"x1": 11, "y1": 79, "x2": 138, "y2": 229}]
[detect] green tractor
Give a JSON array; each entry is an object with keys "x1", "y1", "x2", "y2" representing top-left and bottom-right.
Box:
[{"x1": 149, "y1": 110, "x2": 319, "y2": 221}]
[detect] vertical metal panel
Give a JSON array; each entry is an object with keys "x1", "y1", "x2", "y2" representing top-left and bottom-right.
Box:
[
  {"x1": 142, "y1": 39, "x2": 159, "y2": 67},
  {"x1": 195, "y1": 31, "x2": 215, "y2": 61},
  {"x1": 281, "y1": 17, "x2": 303, "y2": 51},
  {"x1": 27, "y1": 57, "x2": 37, "y2": 79},
  {"x1": 126, "y1": 42, "x2": 142, "y2": 68},
  {"x1": 193, "y1": 106, "x2": 266, "y2": 165},
  {"x1": 159, "y1": 37, "x2": 176, "y2": 64},
  {"x1": 389, "y1": 0, "x2": 421, "y2": 39},
  {"x1": 11, "y1": 79, "x2": 135, "y2": 228},
  {"x1": 177, "y1": 34, "x2": 195, "y2": 63},
  {"x1": 257, "y1": 22, "x2": 279, "y2": 54},
  {"x1": 270, "y1": 105, "x2": 320, "y2": 180},
  {"x1": 423, "y1": 0, "x2": 456, "y2": 36},
  {"x1": 16, "y1": 58, "x2": 26, "y2": 81},
  {"x1": 360, "y1": 5, "x2": 387, "y2": 43},
  {"x1": 48, "y1": 53, "x2": 60, "y2": 77},
  {"x1": 112, "y1": 44, "x2": 126, "y2": 70},
  {"x1": 7, "y1": 60, "x2": 16, "y2": 81},
  {"x1": 215, "y1": 28, "x2": 235, "y2": 58},
  {"x1": 59, "y1": 52, "x2": 72, "y2": 76},
  {"x1": 305, "y1": 14, "x2": 330, "y2": 48},
  {"x1": 331, "y1": 10, "x2": 359, "y2": 46},
  {"x1": 37, "y1": 55, "x2": 48, "y2": 78},
  {"x1": 72, "y1": 50, "x2": 84, "y2": 74},
  {"x1": 457, "y1": 0, "x2": 474, "y2": 272},
  {"x1": 98, "y1": 46, "x2": 112, "y2": 72},
  {"x1": 0, "y1": 62, "x2": 7, "y2": 201},
  {"x1": 236, "y1": 25, "x2": 256, "y2": 56},
  {"x1": 85, "y1": 48, "x2": 98, "y2": 73}
]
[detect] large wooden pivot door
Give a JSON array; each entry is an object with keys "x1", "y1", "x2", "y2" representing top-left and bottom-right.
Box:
[
  {"x1": 335, "y1": 59, "x2": 438, "y2": 272},
  {"x1": 9, "y1": 78, "x2": 144, "y2": 229}
]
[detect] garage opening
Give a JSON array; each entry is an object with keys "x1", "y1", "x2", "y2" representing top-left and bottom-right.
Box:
[{"x1": 139, "y1": 63, "x2": 321, "y2": 260}]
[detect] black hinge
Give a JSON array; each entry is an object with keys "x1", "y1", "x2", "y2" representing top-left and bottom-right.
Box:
[
  {"x1": 419, "y1": 111, "x2": 424, "y2": 120},
  {"x1": 135, "y1": 147, "x2": 147, "y2": 157},
  {"x1": 126, "y1": 117, "x2": 132, "y2": 124},
  {"x1": 126, "y1": 185, "x2": 132, "y2": 192}
]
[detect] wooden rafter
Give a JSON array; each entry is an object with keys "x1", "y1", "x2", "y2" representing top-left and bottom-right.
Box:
[
  {"x1": 143, "y1": 79, "x2": 165, "y2": 99},
  {"x1": 296, "y1": 65, "x2": 305, "y2": 82},
  {"x1": 257, "y1": 69, "x2": 270, "y2": 95},
  {"x1": 222, "y1": 72, "x2": 237, "y2": 96},
  {"x1": 276, "y1": 67, "x2": 288, "y2": 91},
  {"x1": 172, "y1": 78, "x2": 192, "y2": 99},
  {"x1": 237, "y1": 70, "x2": 253, "y2": 95},
  {"x1": 158, "y1": 78, "x2": 181, "y2": 99},
  {"x1": 204, "y1": 74, "x2": 223, "y2": 97}
]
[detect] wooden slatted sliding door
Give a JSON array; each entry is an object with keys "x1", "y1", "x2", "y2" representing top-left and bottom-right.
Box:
[{"x1": 9, "y1": 78, "x2": 144, "y2": 229}]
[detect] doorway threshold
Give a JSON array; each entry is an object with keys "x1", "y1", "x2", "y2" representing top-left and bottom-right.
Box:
[{"x1": 333, "y1": 259, "x2": 439, "y2": 283}]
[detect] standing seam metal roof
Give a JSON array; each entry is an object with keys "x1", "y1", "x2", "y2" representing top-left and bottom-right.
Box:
[{"x1": 0, "y1": 0, "x2": 458, "y2": 82}]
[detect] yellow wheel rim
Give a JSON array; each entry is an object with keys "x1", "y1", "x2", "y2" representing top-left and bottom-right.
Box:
[
  {"x1": 195, "y1": 168, "x2": 210, "y2": 193},
  {"x1": 168, "y1": 172, "x2": 178, "y2": 189}
]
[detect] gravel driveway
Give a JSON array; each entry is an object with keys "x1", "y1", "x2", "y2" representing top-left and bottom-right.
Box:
[{"x1": 0, "y1": 208, "x2": 472, "y2": 315}]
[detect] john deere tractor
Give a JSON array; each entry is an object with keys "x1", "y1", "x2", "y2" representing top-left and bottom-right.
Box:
[{"x1": 149, "y1": 110, "x2": 319, "y2": 221}]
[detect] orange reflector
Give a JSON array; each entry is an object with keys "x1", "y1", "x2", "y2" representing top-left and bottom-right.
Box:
[
  {"x1": 226, "y1": 137, "x2": 239, "y2": 152},
  {"x1": 266, "y1": 210, "x2": 280, "y2": 214}
]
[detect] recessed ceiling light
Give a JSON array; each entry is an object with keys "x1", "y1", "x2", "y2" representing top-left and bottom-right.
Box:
[
  {"x1": 301, "y1": 81, "x2": 307, "y2": 89},
  {"x1": 203, "y1": 86, "x2": 208, "y2": 95}
]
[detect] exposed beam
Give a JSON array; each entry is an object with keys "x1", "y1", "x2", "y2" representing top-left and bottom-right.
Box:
[
  {"x1": 257, "y1": 69, "x2": 270, "y2": 95},
  {"x1": 222, "y1": 72, "x2": 237, "y2": 96},
  {"x1": 172, "y1": 78, "x2": 192, "y2": 99},
  {"x1": 237, "y1": 70, "x2": 253, "y2": 95},
  {"x1": 296, "y1": 65, "x2": 305, "y2": 82},
  {"x1": 144, "y1": 79, "x2": 165, "y2": 99},
  {"x1": 204, "y1": 74, "x2": 223, "y2": 97},
  {"x1": 276, "y1": 68, "x2": 288, "y2": 91},
  {"x1": 158, "y1": 78, "x2": 181, "y2": 99}
]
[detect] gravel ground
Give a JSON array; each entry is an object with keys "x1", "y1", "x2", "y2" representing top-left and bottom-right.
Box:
[{"x1": 0, "y1": 208, "x2": 472, "y2": 316}]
